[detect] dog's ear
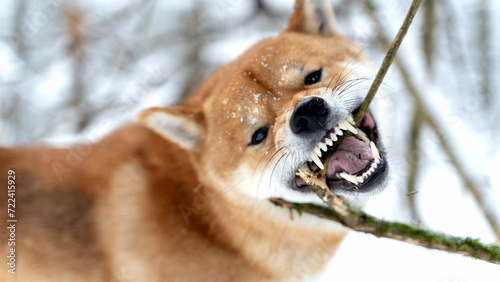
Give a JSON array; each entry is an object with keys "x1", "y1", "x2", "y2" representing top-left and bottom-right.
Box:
[
  {"x1": 286, "y1": 0, "x2": 338, "y2": 36},
  {"x1": 137, "y1": 106, "x2": 204, "y2": 151}
]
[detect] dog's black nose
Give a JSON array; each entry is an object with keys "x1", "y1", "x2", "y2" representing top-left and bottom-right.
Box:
[{"x1": 290, "y1": 97, "x2": 328, "y2": 134}]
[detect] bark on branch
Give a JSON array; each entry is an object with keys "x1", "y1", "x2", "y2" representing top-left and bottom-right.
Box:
[{"x1": 270, "y1": 196, "x2": 500, "y2": 265}]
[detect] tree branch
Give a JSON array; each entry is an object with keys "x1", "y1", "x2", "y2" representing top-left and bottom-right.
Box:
[{"x1": 270, "y1": 196, "x2": 500, "y2": 265}]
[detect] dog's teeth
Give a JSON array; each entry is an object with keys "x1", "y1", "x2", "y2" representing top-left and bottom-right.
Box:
[
  {"x1": 330, "y1": 132, "x2": 338, "y2": 142},
  {"x1": 356, "y1": 130, "x2": 370, "y2": 143},
  {"x1": 314, "y1": 147, "x2": 322, "y2": 157},
  {"x1": 375, "y1": 157, "x2": 381, "y2": 164},
  {"x1": 325, "y1": 138, "x2": 333, "y2": 146},
  {"x1": 370, "y1": 141, "x2": 380, "y2": 159},
  {"x1": 344, "y1": 121, "x2": 359, "y2": 134},
  {"x1": 310, "y1": 153, "x2": 324, "y2": 170},
  {"x1": 347, "y1": 115, "x2": 355, "y2": 125},
  {"x1": 337, "y1": 119, "x2": 358, "y2": 134},
  {"x1": 334, "y1": 127, "x2": 343, "y2": 136},
  {"x1": 318, "y1": 142, "x2": 328, "y2": 152},
  {"x1": 356, "y1": 176, "x2": 364, "y2": 183},
  {"x1": 338, "y1": 121, "x2": 348, "y2": 131},
  {"x1": 369, "y1": 161, "x2": 377, "y2": 172},
  {"x1": 339, "y1": 172, "x2": 358, "y2": 185},
  {"x1": 299, "y1": 164, "x2": 310, "y2": 172}
]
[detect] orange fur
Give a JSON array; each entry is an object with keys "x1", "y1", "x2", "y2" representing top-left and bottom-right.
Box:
[{"x1": 0, "y1": 0, "x2": 384, "y2": 281}]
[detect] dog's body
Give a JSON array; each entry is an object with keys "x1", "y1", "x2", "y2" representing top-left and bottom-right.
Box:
[
  {"x1": 1, "y1": 0, "x2": 389, "y2": 281},
  {"x1": 1, "y1": 125, "x2": 346, "y2": 281}
]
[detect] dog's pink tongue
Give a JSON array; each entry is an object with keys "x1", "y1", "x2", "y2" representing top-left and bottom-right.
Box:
[{"x1": 327, "y1": 137, "x2": 371, "y2": 177}]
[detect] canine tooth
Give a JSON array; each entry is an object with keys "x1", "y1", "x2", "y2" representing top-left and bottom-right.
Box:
[
  {"x1": 339, "y1": 172, "x2": 358, "y2": 185},
  {"x1": 356, "y1": 176, "x2": 364, "y2": 183},
  {"x1": 318, "y1": 142, "x2": 328, "y2": 152},
  {"x1": 345, "y1": 122, "x2": 359, "y2": 134},
  {"x1": 314, "y1": 147, "x2": 322, "y2": 157},
  {"x1": 325, "y1": 138, "x2": 333, "y2": 146},
  {"x1": 347, "y1": 115, "x2": 355, "y2": 125},
  {"x1": 370, "y1": 141, "x2": 380, "y2": 159},
  {"x1": 330, "y1": 132, "x2": 338, "y2": 142},
  {"x1": 356, "y1": 130, "x2": 370, "y2": 143},
  {"x1": 360, "y1": 135, "x2": 370, "y2": 143},
  {"x1": 310, "y1": 153, "x2": 324, "y2": 170}
]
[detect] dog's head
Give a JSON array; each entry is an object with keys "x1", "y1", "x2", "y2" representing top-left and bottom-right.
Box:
[{"x1": 138, "y1": 0, "x2": 389, "y2": 204}]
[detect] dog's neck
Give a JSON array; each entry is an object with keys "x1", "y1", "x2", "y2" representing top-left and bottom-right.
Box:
[{"x1": 208, "y1": 188, "x2": 349, "y2": 279}]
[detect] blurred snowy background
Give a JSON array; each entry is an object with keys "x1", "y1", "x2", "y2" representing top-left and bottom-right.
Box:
[{"x1": 1, "y1": 0, "x2": 499, "y2": 281}]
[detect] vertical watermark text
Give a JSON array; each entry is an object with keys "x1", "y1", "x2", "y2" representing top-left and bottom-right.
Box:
[{"x1": 6, "y1": 170, "x2": 16, "y2": 275}]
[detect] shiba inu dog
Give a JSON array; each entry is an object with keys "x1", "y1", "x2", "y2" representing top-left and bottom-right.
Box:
[{"x1": 0, "y1": 0, "x2": 389, "y2": 281}]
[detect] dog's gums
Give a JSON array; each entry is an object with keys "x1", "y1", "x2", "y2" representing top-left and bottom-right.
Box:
[{"x1": 295, "y1": 110, "x2": 388, "y2": 193}]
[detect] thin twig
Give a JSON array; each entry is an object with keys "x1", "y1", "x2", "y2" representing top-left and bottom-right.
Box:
[{"x1": 352, "y1": 0, "x2": 422, "y2": 127}]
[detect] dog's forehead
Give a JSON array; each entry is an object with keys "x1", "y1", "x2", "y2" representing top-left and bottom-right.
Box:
[
  {"x1": 204, "y1": 33, "x2": 356, "y2": 124},
  {"x1": 209, "y1": 81, "x2": 292, "y2": 128},
  {"x1": 210, "y1": 89, "x2": 274, "y2": 128}
]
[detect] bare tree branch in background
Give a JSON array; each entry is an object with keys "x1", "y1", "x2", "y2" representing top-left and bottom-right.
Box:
[
  {"x1": 478, "y1": 0, "x2": 492, "y2": 107},
  {"x1": 406, "y1": 107, "x2": 424, "y2": 221},
  {"x1": 422, "y1": 0, "x2": 435, "y2": 74},
  {"x1": 66, "y1": 4, "x2": 89, "y2": 132}
]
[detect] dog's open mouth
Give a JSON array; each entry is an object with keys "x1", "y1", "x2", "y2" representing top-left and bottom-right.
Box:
[{"x1": 295, "y1": 110, "x2": 387, "y2": 192}]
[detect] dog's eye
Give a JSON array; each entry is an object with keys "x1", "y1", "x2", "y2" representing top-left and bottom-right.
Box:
[
  {"x1": 304, "y1": 69, "x2": 322, "y2": 85},
  {"x1": 249, "y1": 126, "x2": 269, "y2": 146}
]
